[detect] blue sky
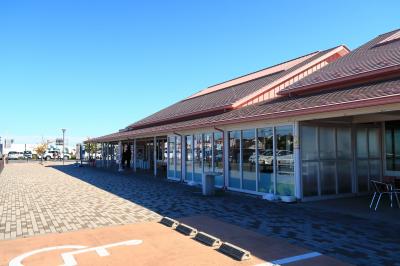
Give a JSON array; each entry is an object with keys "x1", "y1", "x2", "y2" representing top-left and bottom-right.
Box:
[{"x1": 0, "y1": 0, "x2": 399, "y2": 145}]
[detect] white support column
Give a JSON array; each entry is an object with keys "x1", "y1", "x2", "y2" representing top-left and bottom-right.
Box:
[
  {"x1": 118, "y1": 141, "x2": 123, "y2": 172},
  {"x1": 133, "y1": 139, "x2": 137, "y2": 172},
  {"x1": 294, "y1": 121, "x2": 301, "y2": 199},
  {"x1": 154, "y1": 136, "x2": 157, "y2": 176}
]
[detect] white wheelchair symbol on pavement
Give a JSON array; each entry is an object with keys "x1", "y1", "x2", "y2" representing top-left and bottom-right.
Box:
[{"x1": 9, "y1": 239, "x2": 143, "y2": 266}]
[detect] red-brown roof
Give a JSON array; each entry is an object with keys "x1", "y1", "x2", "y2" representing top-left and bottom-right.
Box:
[
  {"x1": 127, "y1": 47, "x2": 344, "y2": 130},
  {"x1": 280, "y1": 29, "x2": 400, "y2": 95},
  {"x1": 90, "y1": 78, "x2": 400, "y2": 142}
]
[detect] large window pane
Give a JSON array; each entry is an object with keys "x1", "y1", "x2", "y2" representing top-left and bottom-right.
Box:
[
  {"x1": 228, "y1": 131, "x2": 241, "y2": 188},
  {"x1": 357, "y1": 160, "x2": 369, "y2": 192},
  {"x1": 369, "y1": 159, "x2": 381, "y2": 180},
  {"x1": 319, "y1": 127, "x2": 336, "y2": 159},
  {"x1": 185, "y1": 135, "x2": 193, "y2": 181},
  {"x1": 242, "y1": 130, "x2": 256, "y2": 191},
  {"x1": 213, "y1": 132, "x2": 224, "y2": 187},
  {"x1": 357, "y1": 128, "x2": 368, "y2": 159},
  {"x1": 194, "y1": 134, "x2": 203, "y2": 183},
  {"x1": 302, "y1": 162, "x2": 318, "y2": 197},
  {"x1": 385, "y1": 121, "x2": 400, "y2": 171},
  {"x1": 337, "y1": 160, "x2": 352, "y2": 193},
  {"x1": 168, "y1": 136, "x2": 175, "y2": 177},
  {"x1": 203, "y1": 133, "x2": 213, "y2": 174},
  {"x1": 276, "y1": 126, "x2": 294, "y2": 196},
  {"x1": 337, "y1": 128, "x2": 352, "y2": 159},
  {"x1": 301, "y1": 126, "x2": 318, "y2": 160},
  {"x1": 257, "y1": 127, "x2": 274, "y2": 193},
  {"x1": 320, "y1": 161, "x2": 336, "y2": 195},
  {"x1": 176, "y1": 136, "x2": 182, "y2": 179},
  {"x1": 368, "y1": 128, "x2": 380, "y2": 158}
]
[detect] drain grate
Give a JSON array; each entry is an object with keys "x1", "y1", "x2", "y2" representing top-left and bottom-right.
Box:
[
  {"x1": 176, "y1": 223, "x2": 198, "y2": 237},
  {"x1": 160, "y1": 217, "x2": 179, "y2": 228},
  {"x1": 195, "y1": 232, "x2": 222, "y2": 247},
  {"x1": 218, "y1": 242, "x2": 251, "y2": 261}
]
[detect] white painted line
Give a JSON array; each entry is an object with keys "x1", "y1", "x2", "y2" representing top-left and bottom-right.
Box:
[
  {"x1": 9, "y1": 245, "x2": 87, "y2": 266},
  {"x1": 271, "y1": 252, "x2": 322, "y2": 265},
  {"x1": 61, "y1": 239, "x2": 143, "y2": 266}
]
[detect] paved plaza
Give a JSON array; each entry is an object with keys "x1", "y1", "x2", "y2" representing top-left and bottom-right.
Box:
[{"x1": 0, "y1": 162, "x2": 399, "y2": 265}]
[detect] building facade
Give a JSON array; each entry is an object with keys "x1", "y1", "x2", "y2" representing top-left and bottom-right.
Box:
[{"x1": 89, "y1": 29, "x2": 400, "y2": 201}]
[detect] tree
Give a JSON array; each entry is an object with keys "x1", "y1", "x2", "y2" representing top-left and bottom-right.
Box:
[
  {"x1": 84, "y1": 139, "x2": 97, "y2": 160},
  {"x1": 35, "y1": 142, "x2": 48, "y2": 163}
]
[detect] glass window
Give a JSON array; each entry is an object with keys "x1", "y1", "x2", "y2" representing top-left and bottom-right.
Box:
[
  {"x1": 168, "y1": 136, "x2": 175, "y2": 177},
  {"x1": 319, "y1": 127, "x2": 336, "y2": 159},
  {"x1": 302, "y1": 161, "x2": 318, "y2": 197},
  {"x1": 176, "y1": 136, "x2": 182, "y2": 179},
  {"x1": 204, "y1": 133, "x2": 213, "y2": 174},
  {"x1": 337, "y1": 128, "x2": 352, "y2": 159},
  {"x1": 357, "y1": 160, "x2": 369, "y2": 192},
  {"x1": 213, "y1": 132, "x2": 224, "y2": 187},
  {"x1": 337, "y1": 160, "x2": 352, "y2": 194},
  {"x1": 242, "y1": 130, "x2": 256, "y2": 191},
  {"x1": 185, "y1": 135, "x2": 193, "y2": 182},
  {"x1": 193, "y1": 134, "x2": 203, "y2": 183},
  {"x1": 386, "y1": 121, "x2": 400, "y2": 171},
  {"x1": 356, "y1": 128, "x2": 368, "y2": 159},
  {"x1": 257, "y1": 127, "x2": 274, "y2": 193},
  {"x1": 276, "y1": 125, "x2": 294, "y2": 196},
  {"x1": 301, "y1": 126, "x2": 318, "y2": 160},
  {"x1": 320, "y1": 161, "x2": 336, "y2": 195},
  {"x1": 368, "y1": 128, "x2": 380, "y2": 158},
  {"x1": 369, "y1": 160, "x2": 381, "y2": 180},
  {"x1": 228, "y1": 131, "x2": 241, "y2": 189}
]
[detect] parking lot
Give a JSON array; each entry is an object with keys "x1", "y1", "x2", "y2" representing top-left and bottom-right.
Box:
[{"x1": 0, "y1": 162, "x2": 399, "y2": 265}]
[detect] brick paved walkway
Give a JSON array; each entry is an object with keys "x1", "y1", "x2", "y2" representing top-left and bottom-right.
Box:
[
  {"x1": 1, "y1": 162, "x2": 399, "y2": 265},
  {"x1": 0, "y1": 163, "x2": 160, "y2": 240}
]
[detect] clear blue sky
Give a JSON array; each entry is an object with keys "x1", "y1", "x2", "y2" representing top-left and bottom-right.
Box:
[{"x1": 1, "y1": 0, "x2": 399, "y2": 145}]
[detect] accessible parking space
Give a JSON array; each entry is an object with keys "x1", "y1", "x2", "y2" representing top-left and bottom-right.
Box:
[{"x1": 0, "y1": 217, "x2": 350, "y2": 266}]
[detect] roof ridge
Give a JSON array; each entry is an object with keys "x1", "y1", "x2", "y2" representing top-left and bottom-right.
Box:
[{"x1": 206, "y1": 50, "x2": 320, "y2": 89}]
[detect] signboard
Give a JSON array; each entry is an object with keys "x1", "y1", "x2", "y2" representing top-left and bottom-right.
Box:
[{"x1": 56, "y1": 138, "x2": 64, "y2": 146}]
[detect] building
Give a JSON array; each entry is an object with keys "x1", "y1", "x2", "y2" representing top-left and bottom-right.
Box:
[{"x1": 88, "y1": 29, "x2": 400, "y2": 202}]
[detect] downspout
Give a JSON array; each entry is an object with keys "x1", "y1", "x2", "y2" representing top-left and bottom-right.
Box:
[{"x1": 214, "y1": 127, "x2": 226, "y2": 190}]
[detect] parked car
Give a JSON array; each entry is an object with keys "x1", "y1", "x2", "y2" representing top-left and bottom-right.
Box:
[
  {"x1": 43, "y1": 150, "x2": 71, "y2": 161},
  {"x1": 43, "y1": 150, "x2": 58, "y2": 161},
  {"x1": 23, "y1": 151, "x2": 33, "y2": 159},
  {"x1": 8, "y1": 151, "x2": 24, "y2": 160}
]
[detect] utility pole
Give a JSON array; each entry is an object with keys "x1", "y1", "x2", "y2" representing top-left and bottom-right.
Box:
[{"x1": 62, "y1": 129, "x2": 66, "y2": 165}]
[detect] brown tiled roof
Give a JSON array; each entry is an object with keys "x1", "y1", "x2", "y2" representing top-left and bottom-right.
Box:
[
  {"x1": 91, "y1": 78, "x2": 400, "y2": 142},
  {"x1": 281, "y1": 29, "x2": 400, "y2": 95},
  {"x1": 127, "y1": 48, "x2": 342, "y2": 130}
]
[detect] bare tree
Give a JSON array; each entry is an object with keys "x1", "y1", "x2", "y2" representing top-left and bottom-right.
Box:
[{"x1": 35, "y1": 142, "x2": 48, "y2": 164}]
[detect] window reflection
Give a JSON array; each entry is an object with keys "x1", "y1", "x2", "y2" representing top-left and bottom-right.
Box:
[
  {"x1": 185, "y1": 135, "x2": 193, "y2": 182},
  {"x1": 242, "y1": 130, "x2": 256, "y2": 191},
  {"x1": 257, "y1": 128, "x2": 274, "y2": 193},
  {"x1": 276, "y1": 126, "x2": 294, "y2": 196},
  {"x1": 228, "y1": 131, "x2": 241, "y2": 188},
  {"x1": 194, "y1": 134, "x2": 203, "y2": 183},
  {"x1": 204, "y1": 133, "x2": 213, "y2": 174},
  {"x1": 214, "y1": 132, "x2": 224, "y2": 187}
]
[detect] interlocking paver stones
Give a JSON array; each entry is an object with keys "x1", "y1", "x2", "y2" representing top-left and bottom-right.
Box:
[
  {"x1": 1, "y1": 162, "x2": 399, "y2": 265},
  {"x1": 0, "y1": 162, "x2": 161, "y2": 242}
]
